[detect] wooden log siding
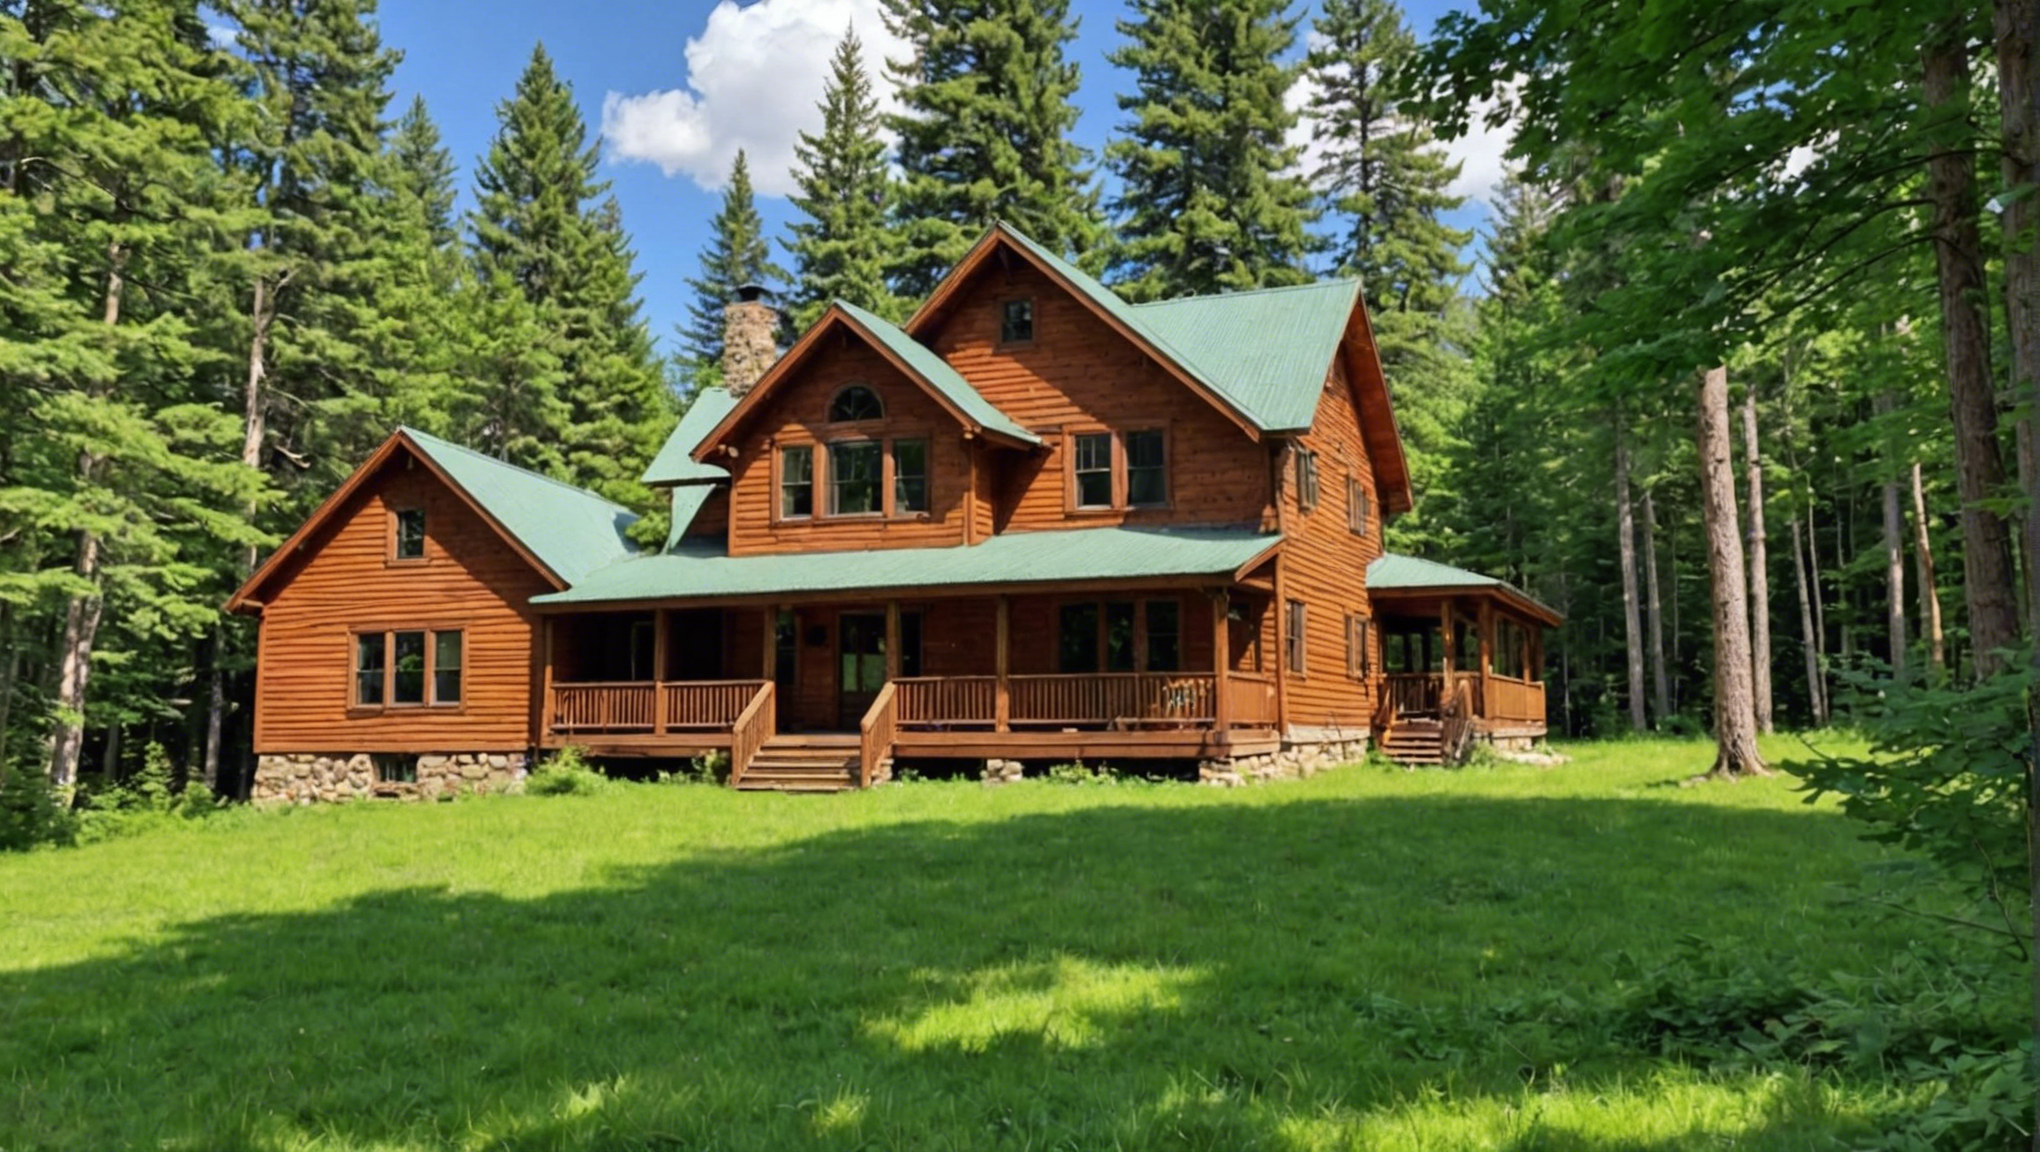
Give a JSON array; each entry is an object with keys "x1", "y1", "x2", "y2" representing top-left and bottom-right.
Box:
[
  {"x1": 922, "y1": 261, "x2": 1273, "y2": 534},
  {"x1": 1271, "y1": 353, "x2": 1383, "y2": 734},
  {"x1": 253, "y1": 460, "x2": 550, "y2": 753},
  {"x1": 724, "y1": 338, "x2": 971, "y2": 556}
]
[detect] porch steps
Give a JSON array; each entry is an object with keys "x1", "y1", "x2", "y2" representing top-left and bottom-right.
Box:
[
  {"x1": 735, "y1": 734, "x2": 861, "y2": 793},
  {"x1": 1380, "y1": 719, "x2": 1446, "y2": 767}
]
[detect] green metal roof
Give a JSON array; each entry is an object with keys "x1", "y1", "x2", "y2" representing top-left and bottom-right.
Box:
[
  {"x1": 400, "y1": 428, "x2": 641, "y2": 584},
  {"x1": 663, "y1": 484, "x2": 717, "y2": 552},
  {"x1": 1367, "y1": 553, "x2": 1563, "y2": 624},
  {"x1": 997, "y1": 226, "x2": 1355, "y2": 433},
  {"x1": 1131, "y1": 281, "x2": 1361, "y2": 431},
  {"x1": 535, "y1": 525, "x2": 1279, "y2": 605},
  {"x1": 836, "y1": 300, "x2": 1040, "y2": 445},
  {"x1": 642, "y1": 387, "x2": 739, "y2": 486}
]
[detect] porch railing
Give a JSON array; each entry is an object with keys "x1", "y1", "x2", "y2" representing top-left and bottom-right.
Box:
[
  {"x1": 860, "y1": 682, "x2": 898, "y2": 787},
  {"x1": 1384, "y1": 673, "x2": 1442, "y2": 716},
  {"x1": 729, "y1": 681, "x2": 775, "y2": 787},
  {"x1": 548, "y1": 678, "x2": 769, "y2": 737},
  {"x1": 1224, "y1": 672, "x2": 1278, "y2": 727},
  {"x1": 1487, "y1": 675, "x2": 1546, "y2": 724},
  {"x1": 895, "y1": 676, "x2": 997, "y2": 728}
]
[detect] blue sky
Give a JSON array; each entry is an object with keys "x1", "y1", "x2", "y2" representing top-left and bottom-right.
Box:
[{"x1": 377, "y1": 0, "x2": 1506, "y2": 357}]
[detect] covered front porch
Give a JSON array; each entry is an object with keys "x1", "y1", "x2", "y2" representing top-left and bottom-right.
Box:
[{"x1": 537, "y1": 587, "x2": 1282, "y2": 786}]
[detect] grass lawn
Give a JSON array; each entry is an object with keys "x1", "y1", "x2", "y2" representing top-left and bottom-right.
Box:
[{"x1": 0, "y1": 735, "x2": 1949, "y2": 1150}]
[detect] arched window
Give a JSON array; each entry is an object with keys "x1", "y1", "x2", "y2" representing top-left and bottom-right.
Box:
[{"x1": 828, "y1": 384, "x2": 884, "y2": 422}]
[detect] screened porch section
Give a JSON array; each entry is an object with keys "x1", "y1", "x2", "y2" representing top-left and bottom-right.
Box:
[{"x1": 1375, "y1": 596, "x2": 1549, "y2": 731}]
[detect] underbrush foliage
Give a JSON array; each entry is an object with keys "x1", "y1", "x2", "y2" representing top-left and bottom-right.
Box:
[
  {"x1": 3, "y1": 743, "x2": 225, "y2": 852},
  {"x1": 526, "y1": 746, "x2": 609, "y2": 796},
  {"x1": 1789, "y1": 665, "x2": 2039, "y2": 1150},
  {"x1": 0, "y1": 759, "x2": 74, "y2": 851}
]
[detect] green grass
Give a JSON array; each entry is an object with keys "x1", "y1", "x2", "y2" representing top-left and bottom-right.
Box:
[{"x1": 0, "y1": 735, "x2": 1948, "y2": 1150}]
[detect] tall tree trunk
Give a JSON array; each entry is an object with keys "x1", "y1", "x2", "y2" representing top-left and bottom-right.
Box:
[
  {"x1": 201, "y1": 630, "x2": 223, "y2": 792},
  {"x1": 1615, "y1": 427, "x2": 1647, "y2": 732},
  {"x1": 241, "y1": 273, "x2": 273, "y2": 555},
  {"x1": 1807, "y1": 494, "x2": 1830, "y2": 692},
  {"x1": 48, "y1": 244, "x2": 125, "y2": 789},
  {"x1": 1876, "y1": 393, "x2": 1908, "y2": 675},
  {"x1": 1697, "y1": 366, "x2": 1768, "y2": 777},
  {"x1": 1984, "y1": 4, "x2": 2040, "y2": 1146},
  {"x1": 1790, "y1": 512, "x2": 1828, "y2": 725},
  {"x1": 1642, "y1": 485, "x2": 1671, "y2": 725},
  {"x1": 1740, "y1": 388, "x2": 1774, "y2": 731},
  {"x1": 0, "y1": 600, "x2": 15, "y2": 762},
  {"x1": 1909, "y1": 462, "x2": 1946, "y2": 674},
  {"x1": 1924, "y1": 24, "x2": 2022, "y2": 678}
]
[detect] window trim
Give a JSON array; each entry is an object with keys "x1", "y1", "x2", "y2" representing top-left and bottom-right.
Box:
[
  {"x1": 1294, "y1": 448, "x2": 1320, "y2": 513},
  {"x1": 1347, "y1": 475, "x2": 1369, "y2": 536},
  {"x1": 774, "y1": 433, "x2": 936, "y2": 524},
  {"x1": 348, "y1": 625, "x2": 467, "y2": 713},
  {"x1": 777, "y1": 443, "x2": 815, "y2": 521},
  {"x1": 1063, "y1": 424, "x2": 1171, "y2": 514},
  {"x1": 1347, "y1": 614, "x2": 1372, "y2": 679},
  {"x1": 388, "y1": 507, "x2": 427, "y2": 565},
  {"x1": 827, "y1": 439, "x2": 886, "y2": 518},
  {"x1": 1285, "y1": 599, "x2": 1308, "y2": 676},
  {"x1": 998, "y1": 297, "x2": 1035, "y2": 347}
]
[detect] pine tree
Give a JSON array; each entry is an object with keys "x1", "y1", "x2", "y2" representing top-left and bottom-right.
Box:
[
  {"x1": 1104, "y1": 0, "x2": 1318, "y2": 301},
  {"x1": 1305, "y1": 0, "x2": 1469, "y2": 311},
  {"x1": 391, "y1": 94, "x2": 459, "y2": 248},
  {"x1": 681, "y1": 150, "x2": 787, "y2": 364},
  {"x1": 882, "y1": 0, "x2": 1101, "y2": 296},
  {"x1": 785, "y1": 29, "x2": 901, "y2": 330},
  {"x1": 468, "y1": 45, "x2": 670, "y2": 526}
]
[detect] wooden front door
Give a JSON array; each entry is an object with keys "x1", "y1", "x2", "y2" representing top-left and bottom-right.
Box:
[{"x1": 837, "y1": 612, "x2": 888, "y2": 729}]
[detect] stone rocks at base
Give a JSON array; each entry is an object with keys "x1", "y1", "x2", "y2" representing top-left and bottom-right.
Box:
[
  {"x1": 979, "y1": 758, "x2": 1025, "y2": 785},
  {"x1": 252, "y1": 751, "x2": 529, "y2": 806},
  {"x1": 1199, "y1": 737, "x2": 1371, "y2": 787}
]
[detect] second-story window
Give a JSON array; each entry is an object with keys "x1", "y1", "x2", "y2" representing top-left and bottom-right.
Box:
[
  {"x1": 1348, "y1": 476, "x2": 1368, "y2": 535},
  {"x1": 393, "y1": 508, "x2": 425, "y2": 560},
  {"x1": 781, "y1": 446, "x2": 813, "y2": 518},
  {"x1": 830, "y1": 441, "x2": 882, "y2": 515},
  {"x1": 1073, "y1": 433, "x2": 1114, "y2": 508},
  {"x1": 1126, "y1": 430, "x2": 1166, "y2": 506},
  {"x1": 1001, "y1": 298, "x2": 1034, "y2": 343},
  {"x1": 1295, "y1": 448, "x2": 1320, "y2": 512},
  {"x1": 892, "y1": 439, "x2": 928, "y2": 512},
  {"x1": 828, "y1": 384, "x2": 884, "y2": 423}
]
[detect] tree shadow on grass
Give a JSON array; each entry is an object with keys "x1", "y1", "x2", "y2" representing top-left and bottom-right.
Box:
[{"x1": 1, "y1": 793, "x2": 1910, "y2": 1151}]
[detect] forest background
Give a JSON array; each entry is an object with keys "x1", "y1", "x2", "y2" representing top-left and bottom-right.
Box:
[{"x1": 0, "y1": 0, "x2": 2032, "y2": 803}]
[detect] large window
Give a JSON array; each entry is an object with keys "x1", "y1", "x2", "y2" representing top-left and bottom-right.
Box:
[
  {"x1": 780, "y1": 446, "x2": 813, "y2": 518},
  {"x1": 829, "y1": 441, "x2": 882, "y2": 515},
  {"x1": 354, "y1": 628, "x2": 462, "y2": 708},
  {"x1": 1068, "y1": 428, "x2": 1167, "y2": 511},
  {"x1": 892, "y1": 439, "x2": 928, "y2": 513},
  {"x1": 828, "y1": 384, "x2": 884, "y2": 422},
  {"x1": 393, "y1": 508, "x2": 425, "y2": 560},
  {"x1": 1058, "y1": 598, "x2": 1182, "y2": 673},
  {"x1": 1285, "y1": 600, "x2": 1307, "y2": 674}
]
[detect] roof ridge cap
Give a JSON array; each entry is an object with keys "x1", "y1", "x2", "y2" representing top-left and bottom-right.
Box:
[{"x1": 1129, "y1": 278, "x2": 1360, "y2": 307}]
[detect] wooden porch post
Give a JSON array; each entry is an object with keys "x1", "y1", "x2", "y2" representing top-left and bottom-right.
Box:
[
  {"x1": 1272, "y1": 564, "x2": 1290, "y2": 735},
  {"x1": 1478, "y1": 599, "x2": 1494, "y2": 719},
  {"x1": 540, "y1": 616, "x2": 556, "y2": 744},
  {"x1": 885, "y1": 601, "x2": 902, "y2": 680},
  {"x1": 994, "y1": 595, "x2": 1011, "y2": 732},
  {"x1": 652, "y1": 608, "x2": 670, "y2": 734},
  {"x1": 1212, "y1": 589, "x2": 1231, "y2": 734},
  {"x1": 761, "y1": 605, "x2": 778, "y2": 682},
  {"x1": 1440, "y1": 600, "x2": 1456, "y2": 700}
]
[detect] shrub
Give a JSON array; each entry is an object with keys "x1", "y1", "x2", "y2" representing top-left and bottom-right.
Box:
[
  {"x1": 74, "y1": 743, "x2": 224, "y2": 844},
  {"x1": 0, "y1": 760, "x2": 75, "y2": 852},
  {"x1": 527, "y1": 747, "x2": 608, "y2": 796}
]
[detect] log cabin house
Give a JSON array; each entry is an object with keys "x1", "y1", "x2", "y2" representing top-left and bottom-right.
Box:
[{"x1": 228, "y1": 223, "x2": 1559, "y2": 800}]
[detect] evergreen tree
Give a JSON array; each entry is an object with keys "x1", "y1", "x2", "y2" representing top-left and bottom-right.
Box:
[
  {"x1": 882, "y1": 0, "x2": 1101, "y2": 296},
  {"x1": 1104, "y1": 0, "x2": 1318, "y2": 301},
  {"x1": 681, "y1": 150, "x2": 787, "y2": 364},
  {"x1": 391, "y1": 94, "x2": 459, "y2": 248},
  {"x1": 785, "y1": 29, "x2": 901, "y2": 330},
  {"x1": 1305, "y1": 0, "x2": 1469, "y2": 311},
  {"x1": 467, "y1": 44, "x2": 670, "y2": 530}
]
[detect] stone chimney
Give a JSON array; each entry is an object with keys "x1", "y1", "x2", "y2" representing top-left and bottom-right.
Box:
[{"x1": 721, "y1": 284, "x2": 779, "y2": 397}]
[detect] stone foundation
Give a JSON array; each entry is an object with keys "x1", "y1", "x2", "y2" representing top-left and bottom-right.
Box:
[
  {"x1": 1198, "y1": 736, "x2": 1372, "y2": 788},
  {"x1": 979, "y1": 758, "x2": 1026, "y2": 785},
  {"x1": 253, "y1": 751, "x2": 528, "y2": 806}
]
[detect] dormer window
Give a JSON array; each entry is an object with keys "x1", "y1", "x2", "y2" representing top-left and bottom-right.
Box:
[
  {"x1": 392, "y1": 508, "x2": 425, "y2": 561},
  {"x1": 1001, "y1": 299, "x2": 1034, "y2": 344},
  {"x1": 828, "y1": 384, "x2": 884, "y2": 423}
]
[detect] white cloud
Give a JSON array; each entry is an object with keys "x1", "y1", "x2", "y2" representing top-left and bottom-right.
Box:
[{"x1": 601, "y1": 0, "x2": 907, "y2": 197}]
